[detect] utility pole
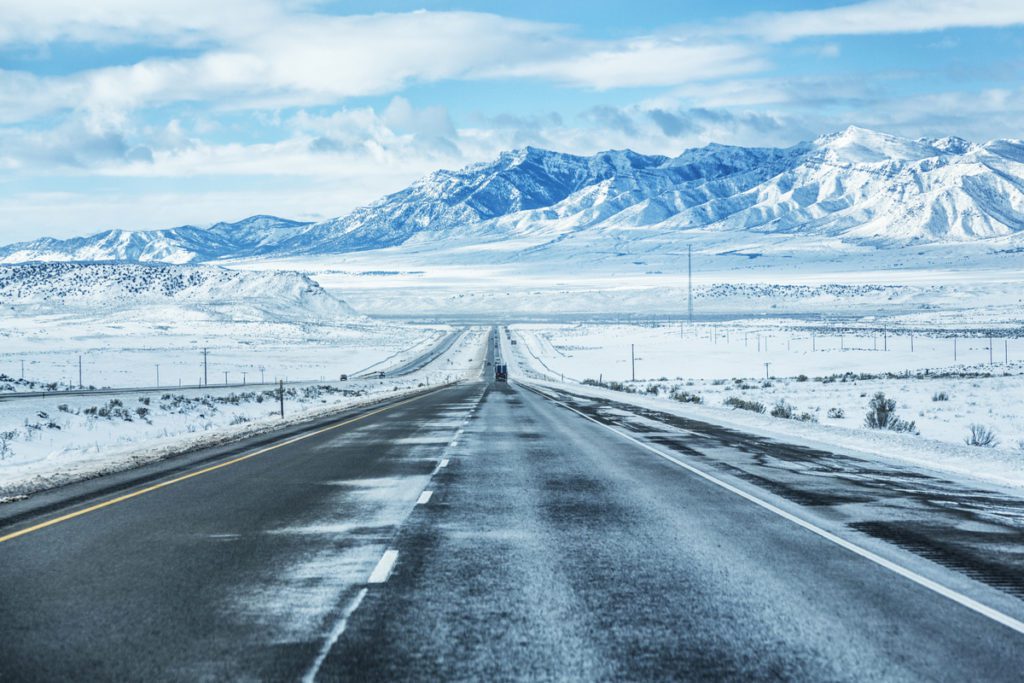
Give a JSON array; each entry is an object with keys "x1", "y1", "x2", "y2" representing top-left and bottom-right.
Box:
[
  {"x1": 279, "y1": 379, "x2": 285, "y2": 418},
  {"x1": 631, "y1": 344, "x2": 636, "y2": 382},
  {"x1": 990, "y1": 337, "x2": 994, "y2": 365},
  {"x1": 156, "y1": 364, "x2": 160, "y2": 387},
  {"x1": 242, "y1": 371, "x2": 247, "y2": 385},
  {"x1": 910, "y1": 334, "x2": 914, "y2": 353},
  {"x1": 78, "y1": 355, "x2": 82, "y2": 389},
  {"x1": 224, "y1": 371, "x2": 229, "y2": 385},
  {"x1": 687, "y1": 245, "x2": 693, "y2": 324},
  {"x1": 260, "y1": 366, "x2": 266, "y2": 384},
  {"x1": 883, "y1": 326, "x2": 888, "y2": 352},
  {"x1": 20, "y1": 359, "x2": 25, "y2": 380},
  {"x1": 764, "y1": 362, "x2": 771, "y2": 379},
  {"x1": 1006, "y1": 338, "x2": 1009, "y2": 364},
  {"x1": 202, "y1": 348, "x2": 209, "y2": 386},
  {"x1": 812, "y1": 333, "x2": 816, "y2": 352}
]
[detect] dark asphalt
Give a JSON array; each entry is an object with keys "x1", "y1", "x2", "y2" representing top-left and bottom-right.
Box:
[{"x1": 2, "y1": 333, "x2": 1024, "y2": 680}]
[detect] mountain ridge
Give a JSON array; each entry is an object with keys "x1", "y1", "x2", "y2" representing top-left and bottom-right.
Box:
[{"x1": 3, "y1": 126, "x2": 1024, "y2": 265}]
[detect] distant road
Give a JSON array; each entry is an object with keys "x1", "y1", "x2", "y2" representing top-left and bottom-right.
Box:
[
  {"x1": 352, "y1": 328, "x2": 464, "y2": 379},
  {"x1": 2, "y1": 330, "x2": 1024, "y2": 680}
]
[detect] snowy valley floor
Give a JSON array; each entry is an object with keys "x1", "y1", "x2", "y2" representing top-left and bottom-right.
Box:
[
  {"x1": 0, "y1": 327, "x2": 488, "y2": 498},
  {"x1": 504, "y1": 321, "x2": 1024, "y2": 489}
]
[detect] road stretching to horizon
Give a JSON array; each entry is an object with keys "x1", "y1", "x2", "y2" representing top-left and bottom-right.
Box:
[{"x1": 2, "y1": 330, "x2": 1024, "y2": 681}]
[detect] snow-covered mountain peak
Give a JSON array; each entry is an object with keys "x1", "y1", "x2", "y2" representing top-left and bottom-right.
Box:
[
  {"x1": 3, "y1": 126, "x2": 1024, "y2": 265},
  {"x1": 930, "y1": 135, "x2": 976, "y2": 156},
  {"x1": 812, "y1": 125, "x2": 941, "y2": 163}
]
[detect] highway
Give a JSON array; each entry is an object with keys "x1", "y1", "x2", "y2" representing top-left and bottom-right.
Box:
[
  {"x1": 353, "y1": 328, "x2": 465, "y2": 379},
  {"x1": 2, "y1": 330, "x2": 1024, "y2": 680}
]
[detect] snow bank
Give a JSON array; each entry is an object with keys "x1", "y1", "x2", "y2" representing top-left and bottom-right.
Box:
[
  {"x1": 504, "y1": 323, "x2": 1024, "y2": 489},
  {"x1": 0, "y1": 327, "x2": 489, "y2": 499}
]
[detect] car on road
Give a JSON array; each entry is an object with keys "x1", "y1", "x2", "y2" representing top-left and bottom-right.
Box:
[
  {"x1": 339, "y1": 374, "x2": 348, "y2": 381},
  {"x1": 378, "y1": 371, "x2": 386, "y2": 379}
]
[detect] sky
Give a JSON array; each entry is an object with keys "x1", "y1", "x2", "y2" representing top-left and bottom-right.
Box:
[{"x1": 1, "y1": 0, "x2": 1024, "y2": 240}]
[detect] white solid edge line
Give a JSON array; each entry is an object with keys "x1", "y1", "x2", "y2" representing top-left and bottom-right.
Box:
[
  {"x1": 302, "y1": 587, "x2": 369, "y2": 683},
  {"x1": 368, "y1": 549, "x2": 400, "y2": 584},
  {"x1": 417, "y1": 490, "x2": 433, "y2": 505},
  {"x1": 540, "y1": 387, "x2": 1024, "y2": 637}
]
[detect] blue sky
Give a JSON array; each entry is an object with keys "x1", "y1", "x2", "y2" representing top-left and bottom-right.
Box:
[{"x1": 2, "y1": 0, "x2": 1024, "y2": 240}]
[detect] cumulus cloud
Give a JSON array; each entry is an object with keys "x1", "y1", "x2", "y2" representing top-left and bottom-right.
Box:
[
  {"x1": 0, "y1": 10, "x2": 768, "y2": 123},
  {"x1": 0, "y1": 115, "x2": 153, "y2": 170}
]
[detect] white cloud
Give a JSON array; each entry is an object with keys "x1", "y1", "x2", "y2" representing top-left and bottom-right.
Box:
[
  {"x1": 743, "y1": 0, "x2": 1024, "y2": 42},
  {"x1": 0, "y1": 10, "x2": 767, "y2": 122},
  {"x1": 480, "y1": 39, "x2": 765, "y2": 89},
  {"x1": 0, "y1": 0, "x2": 288, "y2": 46}
]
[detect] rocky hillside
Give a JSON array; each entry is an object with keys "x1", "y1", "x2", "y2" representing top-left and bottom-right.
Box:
[{"x1": 0, "y1": 262, "x2": 357, "y2": 321}]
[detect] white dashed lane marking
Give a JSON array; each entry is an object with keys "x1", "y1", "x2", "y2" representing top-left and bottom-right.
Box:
[
  {"x1": 367, "y1": 549, "x2": 399, "y2": 584},
  {"x1": 417, "y1": 491, "x2": 433, "y2": 505}
]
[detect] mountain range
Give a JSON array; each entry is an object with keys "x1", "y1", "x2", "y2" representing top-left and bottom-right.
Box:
[{"x1": 3, "y1": 126, "x2": 1024, "y2": 266}]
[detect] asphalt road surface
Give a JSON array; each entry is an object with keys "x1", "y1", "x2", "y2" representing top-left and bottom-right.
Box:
[{"x1": 2, "y1": 334, "x2": 1024, "y2": 681}]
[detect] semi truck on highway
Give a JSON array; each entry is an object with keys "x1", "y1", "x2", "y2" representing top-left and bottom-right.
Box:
[{"x1": 495, "y1": 364, "x2": 508, "y2": 382}]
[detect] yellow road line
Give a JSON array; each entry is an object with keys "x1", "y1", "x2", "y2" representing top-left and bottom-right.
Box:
[{"x1": 0, "y1": 388, "x2": 447, "y2": 545}]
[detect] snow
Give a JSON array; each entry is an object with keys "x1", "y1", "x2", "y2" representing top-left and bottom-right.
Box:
[
  {"x1": 1, "y1": 126, "x2": 1023, "y2": 496},
  {"x1": 5, "y1": 126, "x2": 1024, "y2": 271},
  {"x1": 502, "y1": 321, "x2": 1024, "y2": 489},
  {"x1": 0, "y1": 327, "x2": 489, "y2": 499}
]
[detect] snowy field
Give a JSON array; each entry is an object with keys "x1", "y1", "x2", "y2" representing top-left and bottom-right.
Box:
[
  {"x1": 0, "y1": 327, "x2": 488, "y2": 499},
  {"x1": 0, "y1": 313, "x2": 447, "y2": 392},
  {"x1": 505, "y1": 322, "x2": 1024, "y2": 488},
  {"x1": 0, "y1": 262, "x2": 451, "y2": 391},
  {"x1": 229, "y1": 241, "x2": 1024, "y2": 322}
]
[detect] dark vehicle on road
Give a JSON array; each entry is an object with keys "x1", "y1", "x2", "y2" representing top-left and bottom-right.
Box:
[
  {"x1": 339, "y1": 374, "x2": 348, "y2": 381},
  {"x1": 378, "y1": 371, "x2": 386, "y2": 379},
  {"x1": 495, "y1": 364, "x2": 508, "y2": 382}
]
